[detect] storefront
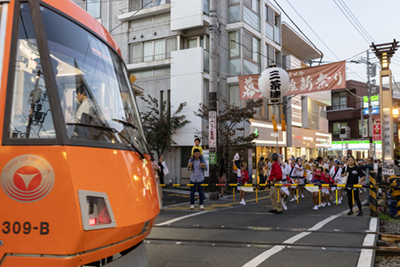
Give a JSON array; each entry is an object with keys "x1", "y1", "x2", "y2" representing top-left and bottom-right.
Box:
[
  {"x1": 328, "y1": 140, "x2": 382, "y2": 159},
  {"x1": 289, "y1": 127, "x2": 332, "y2": 160},
  {"x1": 250, "y1": 120, "x2": 287, "y2": 161}
]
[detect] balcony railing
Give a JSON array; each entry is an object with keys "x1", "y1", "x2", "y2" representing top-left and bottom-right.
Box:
[
  {"x1": 129, "y1": 52, "x2": 172, "y2": 64},
  {"x1": 121, "y1": 0, "x2": 171, "y2": 14}
]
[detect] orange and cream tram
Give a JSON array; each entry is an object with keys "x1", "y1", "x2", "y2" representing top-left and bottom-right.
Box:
[{"x1": 0, "y1": 0, "x2": 160, "y2": 266}]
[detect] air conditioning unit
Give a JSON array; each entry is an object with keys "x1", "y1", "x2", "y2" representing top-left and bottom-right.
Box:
[{"x1": 339, "y1": 126, "x2": 351, "y2": 139}]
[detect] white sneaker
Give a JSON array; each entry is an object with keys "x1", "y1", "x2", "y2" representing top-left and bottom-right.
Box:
[
  {"x1": 290, "y1": 198, "x2": 296, "y2": 202},
  {"x1": 321, "y1": 203, "x2": 326, "y2": 207},
  {"x1": 338, "y1": 199, "x2": 342, "y2": 204},
  {"x1": 242, "y1": 200, "x2": 246, "y2": 205},
  {"x1": 301, "y1": 194, "x2": 305, "y2": 198},
  {"x1": 313, "y1": 206, "x2": 319, "y2": 210},
  {"x1": 190, "y1": 205, "x2": 194, "y2": 210},
  {"x1": 318, "y1": 203, "x2": 322, "y2": 207},
  {"x1": 200, "y1": 205, "x2": 204, "y2": 210},
  {"x1": 240, "y1": 199, "x2": 244, "y2": 205},
  {"x1": 327, "y1": 202, "x2": 331, "y2": 207},
  {"x1": 281, "y1": 199, "x2": 288, "y2": 210}
]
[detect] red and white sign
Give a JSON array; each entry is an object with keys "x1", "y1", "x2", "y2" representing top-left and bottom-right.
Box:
[
  {"x1": 1, "y1": 155, "x2": 55, "y2": 203},
  {"x1": 374, "y1": 117, "x2": 381, "y2": 124},
  {"x1": 373, "y1": 123, "x2": 381, "y2": 141},
  {"x1": 238, "y1": 61, "x2": 346, "y2": 100}
]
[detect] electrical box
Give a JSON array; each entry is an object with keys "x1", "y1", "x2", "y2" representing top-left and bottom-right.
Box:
[{"x1": 339, "y1": 126, "x2": 351, "y2": 139}]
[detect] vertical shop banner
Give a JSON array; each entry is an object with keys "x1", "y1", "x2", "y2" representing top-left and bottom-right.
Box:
[
  {"x1": 209, "y1": 111, "x2": 217, "y2": 149},
  {"x1": 238, "y1": 61, "x2": 346, "y2": 99},
  {"x1": 373, "y1": 123, "x2": 381, "y2": 141},
  {"x1": 203, "y1": 150, "x2": 209, "y2": 177},
  {"x1": 382, "y1": 109, "x2": 392, "y2": 160}
]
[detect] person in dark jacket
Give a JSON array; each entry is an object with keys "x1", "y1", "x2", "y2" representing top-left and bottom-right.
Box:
[
  {"x1": 341, "y1": 156, "x2": 365, "y2": 216},
  {"x1": 157, "y1": 155, "x2": 165, "y2": 185}
]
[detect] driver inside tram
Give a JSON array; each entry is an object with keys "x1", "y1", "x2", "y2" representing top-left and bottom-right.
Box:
[{"x1": 68, "y1": 84, "x2": 96, "y2": 123}]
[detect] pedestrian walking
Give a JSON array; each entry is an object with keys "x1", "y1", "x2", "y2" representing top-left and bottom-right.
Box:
[
  {"x1": 268, "y1": 153, "x2": 283, "y2": 214},
  {"x1": 341, "y1": 156, "x2": 365, "y2": 216},
  {"x1": 258, "y1": 156, "x2": 266, "y2": 189},
  {"x1": 157, "y1": 155, "x2": 165, "y2": 185},
  {"x1": 187, "y1": 149, "x2": 207, "y2": 210}
]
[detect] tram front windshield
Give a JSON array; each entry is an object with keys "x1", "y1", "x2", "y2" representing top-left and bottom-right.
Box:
[
  {"x1": 42, "y1": 6, "x2": 146, "y2": 149},
  {"x1": 8, "y1": 4, "x2": 147, "y2": 152}
]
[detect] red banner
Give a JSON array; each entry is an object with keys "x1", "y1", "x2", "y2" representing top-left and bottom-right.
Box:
[
  {"x1": 238, "y1": 75, "x2": 264, "y2": 100},
  {"x1": 285, "y1": 61, "x2": 346, "y2": 96},
  {"x1": 238, "y1": 61, "x2": 346, "y2": 100}
]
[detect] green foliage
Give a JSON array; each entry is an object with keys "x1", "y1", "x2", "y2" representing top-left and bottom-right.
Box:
[
  {"x1": 194, "y1": 99, "x2": 263, "y2": 158},
  {"x1": 379, "y1": 213, "x2": 400, "y2": 222},
  {"x1": 140, "y1": 95, "x2": 190, "y2": 158}
]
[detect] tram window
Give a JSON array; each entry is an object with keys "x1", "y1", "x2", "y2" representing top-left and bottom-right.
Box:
[
  {"x1": 39, "y1": 6, "x2": 148, "y2": 151},
  {"x1": 8, "y1": 4, "x2": 56, "y2": 139}
]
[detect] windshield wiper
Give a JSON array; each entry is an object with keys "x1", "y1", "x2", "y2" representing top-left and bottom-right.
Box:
[
  {"x1": 112, "y1": 118, "x2": 154, "y2": 161},
  {"x1": 67, "y1": 122, "x2": 145, "y2": 160}
]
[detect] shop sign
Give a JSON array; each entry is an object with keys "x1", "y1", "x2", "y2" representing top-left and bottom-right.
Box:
[
  {"x1": 373, "y1": 123, "x2": 381, "y2": 141},
  {"x1": 382, "y1": 108, "x2": 393, "y2": 161},
  {"x1": 209, "y1": 111, "x2": 217, "y2": 149}
]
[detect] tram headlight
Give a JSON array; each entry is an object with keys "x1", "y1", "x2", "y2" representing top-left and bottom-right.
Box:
[{"x1": 78, "y1": 190, "x2": 116, "y2": 231}]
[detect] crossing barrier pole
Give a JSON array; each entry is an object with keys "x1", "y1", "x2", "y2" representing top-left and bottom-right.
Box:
[
  {"x1": 319, "y1": 189, "x2": 321, "y2": 204},
  {"x1": 296, "y1": 188, "x2": 299, "y2": 204},
  {"x1": 336, "y1": 189, "x2": 338, "y2": 205},
  {"x1": 369, "y1": 172, "x2": 378, "y2": 217},
  {"x1": 233, "y1": 187, "x2": 235, "y2": 202},
  {"x1": 352, "y1": 189, "x2": 354, "y2": 206},
  {"x1": 277, "y1": 186, "x2": 280, "y2": 202}
]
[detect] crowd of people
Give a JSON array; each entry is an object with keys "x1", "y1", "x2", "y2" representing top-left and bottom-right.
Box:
[{"x1": 258, "y1": 154, "x2": 374, "y2": 216}]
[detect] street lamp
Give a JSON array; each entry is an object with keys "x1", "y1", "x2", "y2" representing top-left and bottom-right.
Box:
[{"x1": 393, "y1": 108, "x2": 399, "y2": 119}]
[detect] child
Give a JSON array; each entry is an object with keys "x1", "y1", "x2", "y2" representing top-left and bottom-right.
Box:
[
  {"x1": 189, "y1": 138, "x2": 205, "y2": 168},
  {"x1": 233, "y1": 160, "x2": 249, "y2": 205},
  {"x1": 310, "y1": 164, "x2": 322, "y2": 210},
  {"x1": 321, "y1": 168, "x2": 334, "y2": 207}
]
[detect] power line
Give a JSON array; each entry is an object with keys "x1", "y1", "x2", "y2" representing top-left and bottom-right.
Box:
[
  {"x1": 333, "y1": 0, "x2": 371, "y2": 45},
  {"x1": 338, "y1": 0, "x2": 375, "y2": 42},
  {"x1": 273, "y1": 0, "x2": 324, "y2": 65}
]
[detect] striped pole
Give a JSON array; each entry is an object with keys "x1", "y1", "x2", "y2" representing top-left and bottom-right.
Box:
[{"x1": 369, "y1": 172, "x2": 378, "y2": 217}]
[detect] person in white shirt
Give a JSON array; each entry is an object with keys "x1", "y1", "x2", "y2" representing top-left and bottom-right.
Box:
[
  {"x1": 293, "y1": 158, "x2": 305, "y2": 199},
  {"x1": 278, "y1": 154, "x2": 289, "y2": 210},
  {"x1": 69, "y1": 84, "x2": 96, "y2": 123},
  {"x1": 330, "y1": 159, "x2": 343, "y2": 204}
]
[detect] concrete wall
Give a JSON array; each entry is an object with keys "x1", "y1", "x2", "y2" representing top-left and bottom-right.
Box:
[
  {"x1": 171, "y1": 0, "x2": 205, "y2": 31},
  {"x1": 170, "y1": 47, "x2": 204, "y2": 146}
]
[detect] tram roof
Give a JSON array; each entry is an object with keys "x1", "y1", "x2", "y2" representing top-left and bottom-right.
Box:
[{"x1": 42, "y1": 0, "x2": 122, "y2": 57}]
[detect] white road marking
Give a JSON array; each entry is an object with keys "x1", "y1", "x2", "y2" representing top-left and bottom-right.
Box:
[
  {"x1": 242, "y1": 215, "x2": 339, "y2": 267},
  {"x1": 357, "y1": 218, "x2": 378, "y2": 267},
  {"x1": 155, "y1": 211, "x2": 210, "y2": 226}
]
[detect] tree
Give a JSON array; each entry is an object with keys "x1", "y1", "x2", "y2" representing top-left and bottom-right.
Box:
[
  {"x1": 194, "y1": 99, "x2": 263, "y2": 165},
  {"x1": 140, "y1": 95, "x2": 190, "y2": 159}
]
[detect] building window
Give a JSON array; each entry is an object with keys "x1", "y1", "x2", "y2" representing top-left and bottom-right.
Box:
[
  {"x1": 228, "y1": 0, "x2": 240, "y2": 23},
  {"x1": 244, "y1": 0, "x2": 259, "y2": 14},
  {"x1": 308, "y1": 98, "x2": 320, "y2": 130},
  {"x1": 359, "y1": 119, "x2": 368, "y2": 136},
  {"x1": 243, "y1": 31, "x2": 260, "y2": 63},
  {"x1": 229, "y1": 85, "x2": 240, "y2": 106},
  {"x1": 243, "y1": 6, "x2": 260, "y2": 31},
  {"x1": 186, "y1": 37, "x2": 198, "y2": 49},
  {"x1": 203, "y1": 79, "x2": 209, "y2": 105},
  {"x1": 129, "y1": 0, "x2": 171, "y2": 12},
  {"x1": 229, "y1": 31, "x2": 241, "y2": 75},
  {"x1": 266, "y1": 44, "x2": 275, "y2": 67},
  {"x1": 130, "y1": 67, "x2": 170, "y2": 79},
  {"x1": 129, "y1": 37, "x2": 177, "y2": 64},
  {"x1": 332, "y1": 91, "x2": 347, "y2": 110},
  {"x1": 87, "y1": 0, "x2": 101, "y2": 19}
]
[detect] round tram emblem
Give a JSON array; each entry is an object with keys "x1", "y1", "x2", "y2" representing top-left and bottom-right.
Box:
[{"x1": 1, "y1": 155, "x2": 55, "y2": 203}]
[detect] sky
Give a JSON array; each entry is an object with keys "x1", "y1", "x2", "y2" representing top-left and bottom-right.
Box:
[{"x1": 275, "y1": 0, "x2": 400, "y2": 87}]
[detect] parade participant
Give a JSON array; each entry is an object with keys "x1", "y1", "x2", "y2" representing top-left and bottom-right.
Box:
[
  {"x1": 330, "y1": 159, "x2": 343, "y2": 204},
  {"x1": 322, "y1": 167, "x2": 334, "y2": 206},
  {"x1": 293, "y1": 157, "x2": 305, "y2": 199},
  {"x1": 341, "y1": 156, "x2": 365, "y2": 216},
  {"x1": 288, "y1": 157, "x2": 297, "y2": 202},
  {"x1": 237, "y1": 163, "x2": 249, "y2": 205},
  {"x1": 268, "y1": 153, "x2": 283, "y2": 214},
  {"x1": 322, "y1": 157, "x2": 330, "y2": 169},
  {"x1": 279, "y1": 154, "x2": 289, "y2": 210},
  {"x1": 187, "y1": 149, "x2": 207, "y2": 210},
  {"x1": 308, "y1": 164, "x2": 322, "y2": 210},
  {"x1": 257, "y1": 156, "x2": 266, "y2": 189}
]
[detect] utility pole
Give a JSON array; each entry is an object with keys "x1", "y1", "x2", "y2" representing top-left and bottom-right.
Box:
[
  {"x1": 367, "y1": 50, "x2": 374, "y2": 158},
  {"x1": 208, "y1": 0, "x2": 219, "y2": 198}
]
